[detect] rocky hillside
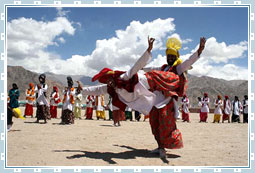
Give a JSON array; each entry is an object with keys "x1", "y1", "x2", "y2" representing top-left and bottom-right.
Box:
[
  {"x1": 7, "y1": 66, "x2": 248, "y2": 108},
  {"x1": 186, "y1": 74, "x2": 248, "y2": 108},
  {"x1": 7, "y1": 66, "x2": 65, "y2": 100}
]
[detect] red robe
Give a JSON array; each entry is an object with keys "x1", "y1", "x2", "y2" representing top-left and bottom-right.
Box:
[
  {"x1": 147, "y1": 65, "x2": 186, "y2": 149},
  {"x1": 222, "y1": 99, "x2": 230, "y2": 121},
  {"x1": 50, "y1": 91, "x2": 61, "y2": 118},
  {"x1": 85, "y1": 96, "x2": 94, "y2": 119},
  {"x1": 24, "y1": 104, "x2": 33, "y2": 116}
]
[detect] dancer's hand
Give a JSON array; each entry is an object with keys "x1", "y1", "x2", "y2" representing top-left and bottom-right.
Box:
[
  {"x1": 147, "y1": 36, "x2": 155, "y2": 53},
  {"x1": 76, "y1": 81, "x2": 83, "y2": 90},
  {"x1": 197, "y1": 37, "x2": 206, "y2": 56}
]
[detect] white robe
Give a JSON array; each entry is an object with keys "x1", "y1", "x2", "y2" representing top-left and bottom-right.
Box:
[
  {"x1": 181, "y1": 98, "x2": 189, "y2": 113},
  {"x1": 86, "y1": 96, "x2": 94, "y2": 108},
  {"x1": 232, "y1": 100, "x2": 242, "y2": 116},
  {"x1": 35, "y1": 84, "x2": 49, "y2": 106},
  {"x1": 75, "y1": 93, "x2": 83, "y2": 108},
  {"x1": 224, "y1": 99, "x2": 231, "y2": 115},
  {"x1": 214, "y1": 99, "x2": 223, "y2": 115},
  {"x1": 201, "y1": 97, "x2": 210, "y2": 113},
  {"x1": 82, "y1": 51, "x2": 200, "y2": 115},
  {"x1": 243, "y1": 99, "x2": 248, "y2": 114},
  {"x1": 26, "y1": 89, "x2": 35, "y2": 105},
  {"x1": 50, "y1": 92, "x2": 59, "y2": 106},
  {"x1": 96, "y1": 95, "x2": 105, "y2": 111},
  {"x1": 62, "y1": 88, "x2": 75, "y2": 111}
]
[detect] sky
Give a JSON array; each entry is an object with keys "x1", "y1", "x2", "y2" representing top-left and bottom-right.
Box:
[{"x1": 7, "y1": 7, "x2": 248, "y2": 80}]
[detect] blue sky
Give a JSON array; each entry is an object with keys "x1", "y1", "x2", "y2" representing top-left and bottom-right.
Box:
[{"x1": 7, "y1": 7, "x2": 248, "y2": 80}]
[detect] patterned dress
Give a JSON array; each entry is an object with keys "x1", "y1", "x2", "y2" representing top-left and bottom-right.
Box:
[
  {"x1": 146, "y1": 65, "x2": 186, "y2": 149},
  {"x1": 61, "y1": 88, "x2": 75, "y2": 124}
]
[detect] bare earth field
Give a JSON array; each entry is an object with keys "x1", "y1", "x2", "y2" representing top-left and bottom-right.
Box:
[{"x1": 7, "y1": 107, "x2": 248, "y2": 166}]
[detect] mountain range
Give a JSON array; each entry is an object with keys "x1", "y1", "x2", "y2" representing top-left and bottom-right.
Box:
[{"x1": 7, "y1": 66, "x2": 248, "y2": 108}]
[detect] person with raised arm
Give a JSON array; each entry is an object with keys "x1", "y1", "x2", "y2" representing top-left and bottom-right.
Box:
[{"x1": 78, "y1": 36, "x2": 206, "y2": 158}]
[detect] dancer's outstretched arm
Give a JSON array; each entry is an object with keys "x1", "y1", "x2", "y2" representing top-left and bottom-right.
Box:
[
  {"x1": 82, "y1": 84, "x2": 108, "y2": 96},
  {"x1": 77, "y1": 81, "x2": 108, "y2": 96},
  {"x1": 143, "y1": 37, "x2": 206, "y2": 74},
  {"x1": 78, "y1": 37, "x2": 155, "y2": 94},
  {"x1": 121, "y1": 37, "x2": 155, "y2": 80},
  {"x1": 142, "y1": 66, "x2": 161, "y2": 72},
  {"x1": 176, "y1": 37, "x2": 206, "y2": 75}
]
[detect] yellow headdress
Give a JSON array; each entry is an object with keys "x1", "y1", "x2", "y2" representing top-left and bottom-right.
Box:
[
  {"x1": 166, "y1": 37, "x2": 182, "y2": 67},
  {"x1": 12, "y1": 108, "x2": 25, "y2": 120}
]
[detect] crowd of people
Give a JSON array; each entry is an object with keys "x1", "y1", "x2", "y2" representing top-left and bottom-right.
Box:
[
  {"x1": 179, "y1": 94, "x2": 248, "y2": 123},
  {"x1": 7, "y1": 36, "x2": 249, "y2": 159},
  {"x1": 8, "y1": 84, "x2": 248, "y2": 125}
]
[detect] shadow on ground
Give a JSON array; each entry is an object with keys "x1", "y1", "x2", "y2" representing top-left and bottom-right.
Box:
[
  {"x1": 8, "y1": 129, "x2": 21, "y2": 132},
  {"x1": 54, "y1": 145, "x2": 180, "y2": 164},
  {"x1": 24, "y1": 121, "x2": 46, "y2": 124},
  {"x1": 99, "y1": 125, "x2": 115, "y2": 127}
]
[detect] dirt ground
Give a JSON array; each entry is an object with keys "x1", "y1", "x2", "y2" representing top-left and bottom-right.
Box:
[{"x1": 7, "y1": 107, "x2": 248, "y2": 166}]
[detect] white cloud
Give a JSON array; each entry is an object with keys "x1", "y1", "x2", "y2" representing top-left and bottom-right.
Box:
[
  {"x1": 147, "y1": 37, "x2": 248, "y2": 80},
  {"x1": 168, "y1": 33, "x2": 193, "y2": 45},
  {"x1": 83, "y1": 18, "x2": 176, "y2": 74},
  {"x1": 7, "y1": 15, "x2": 248, "y2": 81},
  {"x1": 182, "y1": 38, "x2": 192, "y2": 44},
  {"x1": 198, "y1": 37, "x2": 248, "y2": 64},
  {"x1": 58, "y1": 37, "x2": 65, "y2": 43},
  {"x1": 183, "y1": 47, "x2": 189, "y2": 50},
  {"x1": 7, "y1": 17, "x2": 75, "y2": 60},
  {"x1": 8, "y1": 17, "x2": 176, "y2": 77},
  {"x1": 56, "y1": 7, "x2": 70, "y2": 17},
  {"x1": 190, "y1": 61, "x2": 248, "y2": 80},
  {"x1": 159, "y1": 33, "x2": 193, "y2": 50},
  {"x1": 184, "y1": 37, "x2": 248, "y2": 80}
]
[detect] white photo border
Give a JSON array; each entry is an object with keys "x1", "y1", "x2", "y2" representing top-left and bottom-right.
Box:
[{"x1": 0, "y1": 0, "x2": 254, "y2": 172}]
